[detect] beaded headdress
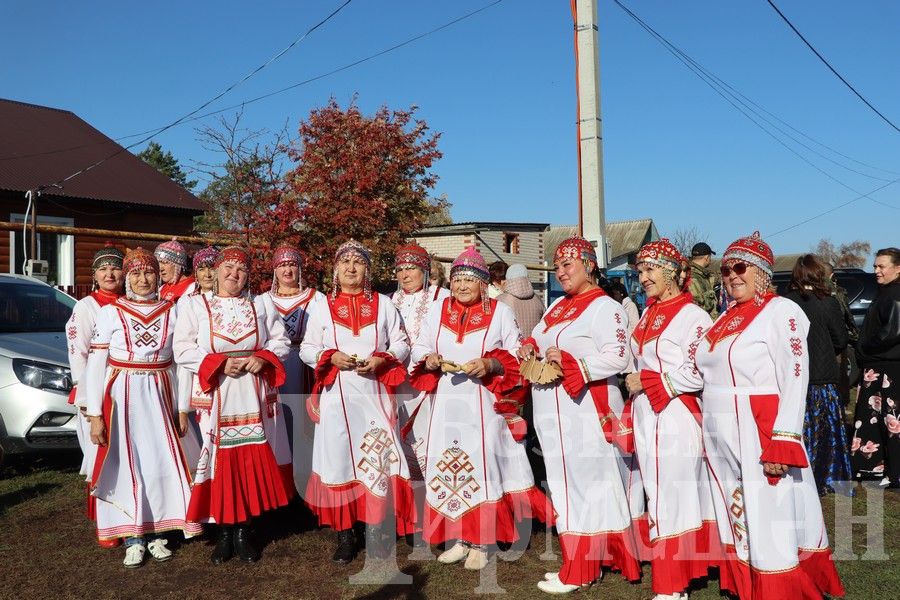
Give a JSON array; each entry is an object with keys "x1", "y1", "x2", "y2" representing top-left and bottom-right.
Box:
[
  {"x1": 92, "y1": 242, "x2": 124, "y2": 271},
  {"x1": 154, "y1": 237, "x2": 189, "y2": 271},
  {"x1": 192, "y1": 246, "x2": 219, "y2": 271},
  {"x1": 332, "y1": 239, "x2": 372, "y2": 300}
]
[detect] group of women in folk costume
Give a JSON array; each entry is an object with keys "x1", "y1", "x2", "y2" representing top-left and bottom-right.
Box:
[{"x1": 66, "y1": 232, "x2": 846, "y2": 600}]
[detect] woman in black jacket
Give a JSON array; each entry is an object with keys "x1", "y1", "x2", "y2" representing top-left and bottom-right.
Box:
[
  {"x1": 785, "y1": 254, "x2": 851, "y2": 495},
  {"x1": 851, "y1": 247, "x2": 900, "y2": 488}
]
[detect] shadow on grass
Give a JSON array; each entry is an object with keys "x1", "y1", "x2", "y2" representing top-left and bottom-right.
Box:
[
  {"x1": 350, "y1": 563, "x2": 428, "y2": 600},
  {"x1": 0, "y1": 451, "x2": 82, "y2": 479},
  {"x1": 0, "y1": 482, "x2": 60, "y2": 517}
]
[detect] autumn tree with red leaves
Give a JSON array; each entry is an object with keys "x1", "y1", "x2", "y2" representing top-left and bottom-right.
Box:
[{"x1": 268, "y1": 98, "x2": 443, "y2": 287}]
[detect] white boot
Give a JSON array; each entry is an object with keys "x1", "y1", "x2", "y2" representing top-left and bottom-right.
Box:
[
  {"x1": 537, "y1": 573, "x2": 581, "y2": 594},
  {"x1": 464, "y1": 547, "x2": 489, "y2": 570},
  {"x1": 437, "y1": 541, "x2": 469, "y2": 564}
]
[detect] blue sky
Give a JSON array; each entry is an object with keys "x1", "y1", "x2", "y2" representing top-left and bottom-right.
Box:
[{"x1": 3, "y1": 0, "x2": 898, "y2": 262}]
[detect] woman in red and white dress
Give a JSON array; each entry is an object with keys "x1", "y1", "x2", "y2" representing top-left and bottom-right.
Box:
[
  {"x1": 155, "y1": 238, "x2": 196, "y2": 302},
  {"x1": 174, "y1": 247, "x2": 294, "y2": 565},
  {"x1": 300, "y1": 240, "x2": 414, "y2": 565},
  {"x1": 519, "y1": 236, "x2": 641, "y2": 594},
  {"x1": 265, "y1": 243, "x2": 326, "y2": 495},
  {"x1": 83, "y1": 247, "x2": 201, "y2": 567},
  {"x1": 660, "y1": 232, "x2": 844, "y2": 600},
  {"x1": 623, "y1": 239, "x2": 717, "y2": 600},
  {"x1": 408, "y1": 247, "x2": 550, "y2": 571},
  {"x1": 67, "y1": 243, "x2": 124, "y2": 547},
  {"x1": 392, "y1": 244, "x2": 450, "y2": 492}
]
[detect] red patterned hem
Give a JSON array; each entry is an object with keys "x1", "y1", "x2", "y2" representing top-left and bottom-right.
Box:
[
  {"x1": 424, "y1": 486, "x2": 553, "y2": 546},
  {"x1": 557, "y1": 529, "x2": 643, "y2": 586},
  {"x1": 717, "y1": 544, "x2": 844, "y2": 600},
  {"x1": 97, "y1": 519, "x2": 204, "y2": 541},
  {"x1": 649, "y1": 520, "x2": 720, "y2": 594},
  {"x1": 305, "y1": 472, "x2": 417, "y2": 535},
  {"x1": 187, "y1": 443, "x2": 294, "y2": 524}
]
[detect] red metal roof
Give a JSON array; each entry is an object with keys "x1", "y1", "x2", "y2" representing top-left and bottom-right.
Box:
[{"x1": 0, "y1": 98, "x2": 205, "y2": 211}]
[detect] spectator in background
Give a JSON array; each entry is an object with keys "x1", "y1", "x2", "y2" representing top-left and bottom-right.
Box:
[
  {"x1": 784, "y1": 254, "x2": 851, "y2": 495},
  {"x1": 497, "y1": 264, "x2": 545, "y2": 336},
  {"x1": 609, "y1": 281, "x2": 640, "y2": 339},
  {"x1": 430, "y1": 256, "x2": 448, "y2": 289},
  {"x1": 851, "y1": 247, "x2": 900, "y2": 489},
  {"x1": 488, "y1": 260, "x2": 508, "y2": 299},
  {"x1": 689, "y1": 242, "x2": 718, "y2": 319},
  {"x1": 823, "y1": 262, "x2": 859, "y2": 403}
]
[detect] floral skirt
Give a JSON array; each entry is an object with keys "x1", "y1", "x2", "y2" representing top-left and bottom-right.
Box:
[
  {"x1": 803, "y1": 383, "x2": 852, "y2": 494},
  {"x1": 850, "y1": 363, "x2": 900, "y2": 485}
]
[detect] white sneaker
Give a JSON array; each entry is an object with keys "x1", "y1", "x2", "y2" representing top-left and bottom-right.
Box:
[
  {"x1": 464, "y1": 547, "x2": 489, "y2": 570},
  {"x1": 879, "y1": 477, "x2": 891, "y2": 487},
  {"x1": 437, "y1": 541, "x2": 469, "y2": 564},
  {"x1": 537, "y1": 573, "x2": 581, "y2": 594},
  {"x1": 123, "y1": 544, "x2": 145, "y2": 568},
  {"x1": 147, "y1": 539, "x2": 173, "y2": 562},
  {"x1": 544, "y1": 572, "x2": 557, "y2": 580}
]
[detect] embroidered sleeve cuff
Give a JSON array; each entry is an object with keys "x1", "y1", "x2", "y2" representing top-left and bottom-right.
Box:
[
  {"x1": 559, "y1": 350, "x2": 587, "y2": 398},
  {"x1": 253, "y1": 349, "x2": 287, "y2": 388},
  {"x1": 315, "y1": 349, "x2": 339, "y2": 389},
  {"x1": 481, "y1": 348, "x2": 522, "y2": 396},
  {"x1": 198, "y1": 353, "x2": 229, "y2": 394},
  {"x1": 640, "y1": 369, "x2": 674, "y2": 413},
  {"x1": 409, "y1": 360, "x2": 441, "y2": 393},
  {"x1": 372, "y1": 351, "x2": 407, "y2": 386},
  {"x1": 760, "y1": 436, "x2": 809, "y2": 468}
]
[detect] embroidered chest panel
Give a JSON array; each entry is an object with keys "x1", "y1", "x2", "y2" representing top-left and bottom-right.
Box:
[
  {"x1": 330, "y1": 293, "x2": 378, "y2": 336},
  {"x1": 541, "y1": 288, "x2": 606, "y2": 332},
  {"x1": 703, "y1": 295, "x2": 773, "y2": 351},
  {"x1": 205, "y1": 296, "x2": 258, "y2": 346},
  {"x1": 632, "y1": 292, "x2": 693, "y2": 353},
  {"x1": 440, "y1": 298, "x2": 495, "y2": 343},
  {"x1": 273, "y1": 290, "x2": 314, "y2": 340},
  {"x1": 114, "y1": 299, "x2": 172, "y2": 351}
]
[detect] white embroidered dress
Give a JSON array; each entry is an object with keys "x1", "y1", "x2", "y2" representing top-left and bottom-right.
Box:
[
  {"x1": 66, "y1": 291, "x2": 117, "y2": 480},
  {"x1": 300, "y1": 292, "x2": 414, "y2": 533},
  {"x1": 664, "y1": 295, "x2": 843, "y2": 599},
  {"x1": 528, "y1": 288, "x2": 644, "y2": 586},
  {"x1": 409, "y1": 297, "x2": 549, "y2": 545},
  {"x1": 82, "y1": 298, "x2": 201, "y2": 540},
  {"x1": 630, "y1": 292, "x2": 718, "y2": 595},
  {"x1": 393, "y1": 285, "x2": 450, "y2": 478},
  {"x1": 267, "y1": 287, "x2": 327, "y2": 494},
  {"x1": 173, "y1": 292, "x2": 293, "y2": 524}
]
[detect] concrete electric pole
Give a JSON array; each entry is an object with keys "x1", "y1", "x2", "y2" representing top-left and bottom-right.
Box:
[{"x1": 574, "y1": 0, "x2": 608, "y2": 268}]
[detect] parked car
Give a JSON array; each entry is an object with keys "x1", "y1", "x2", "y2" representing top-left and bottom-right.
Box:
[
  {"x1": 0, "y1": 274, "x2": 78, "y2": 464},
  {"x1": 772, "y1": 268, "x2": 876, "y2": 329}
]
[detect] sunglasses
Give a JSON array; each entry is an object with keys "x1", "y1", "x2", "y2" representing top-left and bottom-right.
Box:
[{"x1": 720, "y1": 262, "x2": 750, "y2": 277}]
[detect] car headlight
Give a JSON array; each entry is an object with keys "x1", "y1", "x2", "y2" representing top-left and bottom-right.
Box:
[{"x1": 11, "y1": 359, "x2": 72, "y2": 393}]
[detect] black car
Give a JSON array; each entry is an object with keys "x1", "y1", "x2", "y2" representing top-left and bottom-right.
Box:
[{"x1": 772, "y1": 268, "x2": 876, "y2": 329}]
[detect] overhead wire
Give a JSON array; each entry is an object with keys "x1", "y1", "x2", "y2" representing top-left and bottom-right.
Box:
[
  {"x1": 1, "y1": 0, "x2": 504, "y2": 162},
  {"x1": 31, "y1": 0, "x2": 354, "y2": 192},
  {"x1": 766, "y1": 0, "x2": 900, "y2": 134},
  {"x1": 611, "y1": 0, "x2": 900, "y2": 239}
]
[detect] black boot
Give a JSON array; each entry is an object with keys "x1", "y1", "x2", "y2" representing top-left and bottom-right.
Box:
[
  {"x1": 332, "y1": 529, "x2": 358, "y2": 565},
  {"x1": 211, "y1": 525, "x2": 234, "y2": 564},
  {"x1": 234, "y1": 523, "x2": 261, "y2": 563}
]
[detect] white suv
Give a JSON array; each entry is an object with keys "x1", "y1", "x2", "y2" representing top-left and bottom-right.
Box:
[{"x1": 0, "y1": 274, "x2": 78, "y2": 464}]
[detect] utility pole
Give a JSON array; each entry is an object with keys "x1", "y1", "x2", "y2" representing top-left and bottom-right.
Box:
[{"x1": 574, "y1": 0, "x2": 608, "y2": 268}]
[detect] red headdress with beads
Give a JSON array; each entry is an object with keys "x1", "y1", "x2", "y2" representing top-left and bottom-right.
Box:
[
  {"x1": 214, "y1": 246, "x2": 251, "y2": 269},
  {"x1": 636, "y1": 238, "x2": 691, "y2": 291},
  {"x1": 723, "y1": 231, "x2": 774, "y2": 276},
  {"x1": 123, "y1": 247, "x2": 159, "y2": 275},
  {"x1": 554, "y1": 236, "x2": 597, "y2": 265}
]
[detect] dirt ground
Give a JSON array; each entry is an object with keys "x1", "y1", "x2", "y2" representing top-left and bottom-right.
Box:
[{"x1": 0, "y1": 453, "x2": 897, "y2": 600}]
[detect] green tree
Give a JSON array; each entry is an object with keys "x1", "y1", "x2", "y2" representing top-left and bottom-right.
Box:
[{"x1": 136, "y1": 141, "x2": 198, "y2": 190}]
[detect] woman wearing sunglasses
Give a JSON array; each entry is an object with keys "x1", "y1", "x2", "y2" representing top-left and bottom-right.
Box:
[
  {"x1": 652, "y1": 232, "x2": 843, "y2": 599},
  {"x1": 623, "y1": 239, "x2": 717, "y2": 600}
]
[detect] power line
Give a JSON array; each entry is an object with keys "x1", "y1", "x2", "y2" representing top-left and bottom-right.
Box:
[
  {"x1": 611, "y1": 0, "x2": 900, "y2": 235},
  {"x1": 32, "y1": 0, "x2": 354, "y2": 192},
  {"x1": 612, "y1": 0, "x2": 896, "y2": 182},
  {"x1": 765, "y1": 0, "x2": 900, "y2": 134},
  {"x1": 1, "y1": 0, "x2": 505, "y2": 163}
]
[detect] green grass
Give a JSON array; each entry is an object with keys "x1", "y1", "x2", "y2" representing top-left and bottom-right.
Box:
[{"x1": 0, "y1": 453, "x2": 896, "y2": 600}]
